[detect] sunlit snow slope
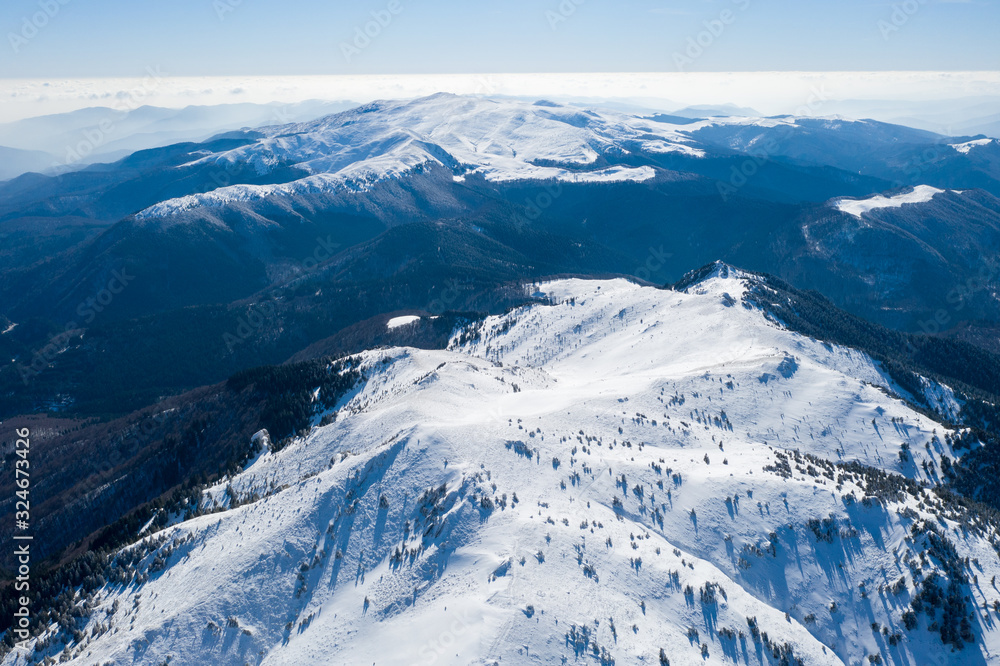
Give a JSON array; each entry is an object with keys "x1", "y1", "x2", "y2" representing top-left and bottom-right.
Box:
[
  {"x1": 832, "y1": 185, "x2": 948, "y2": 218},
  {"x1": 134, "y1": 94, "x2": 698, "y2": 218},
  {"x1": 20, "y1": 267, "x2": 1000, "y2": 666}
]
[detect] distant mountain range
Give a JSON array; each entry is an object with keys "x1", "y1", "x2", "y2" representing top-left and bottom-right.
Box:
[
  {"x1": 2, "y1": 94, "x2": 1000, "y2": 420},
  {"x1": 813, "y1": 96, "x2": 1000, "y2": 139},
  {"x1": 0, "y1": 100, "x2": 358, "y2": 179}
]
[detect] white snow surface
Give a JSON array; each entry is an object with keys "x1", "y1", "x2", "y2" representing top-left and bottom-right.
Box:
[
  {"x1": 134, "y1": 94, "x2": 710, "y2": 218},
  {"x1": 18, "y1": 272, "x2": 1000, "y2": 666},
  {"x1": 387, "y1": 315, "x2": 421, "y2": 330},
  {"x1": 833, "y1": 185, "x2": 946, "y2": 218},
  {"x1": 950, "y1": 138, "x2": 996, "y2": 154},
  {"x1": 918, "y1": 377, "x2": 964, "y2": 424}
]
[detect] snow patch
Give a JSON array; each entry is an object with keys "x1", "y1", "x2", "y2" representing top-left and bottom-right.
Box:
[
  {"x1": 950, "y1": 138, "x2": 995, "y2": 154},
  {"x1": 554, "y1": 165, "x2": 655, "y2": 183},
  {"x1": 387, "y1": 315, "x2": 421, "y2": 330},
  {"x1": 833, "y1": 185, "x2": 945, "y2": 218}
]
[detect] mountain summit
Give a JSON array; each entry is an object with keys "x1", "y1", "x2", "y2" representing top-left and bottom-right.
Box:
[
  {"x1": 19, "y1": 271, "x2": 999, "y2": 665},
  {"x1": 133, "y1": 94, "x2": 705, "y2": 219}
]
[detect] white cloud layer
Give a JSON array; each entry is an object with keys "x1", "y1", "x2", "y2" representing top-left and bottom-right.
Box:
[{"x1": 1, "y1": 71, "x2": 998, "y2": 125}]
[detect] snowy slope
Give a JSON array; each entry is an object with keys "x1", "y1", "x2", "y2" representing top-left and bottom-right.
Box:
[
  {"x1": 127, "y1": 94, "x2": 999, "y2": 223},
  {"x1": 14, "y1": 269, "x2": 1000, "y2": 666},
  {"x1": 387, "y1": 315, "x2": 422, "y2": 330},
  {"x1": 951, "y1": 139, "x2": 998, "y2": 155},
  {"x1": 134, "y1": 94, "x2": 699, "y2": 219},
  {"x1": 832, "y1": 185, "x2": 947, "y2": 218},
  {"x1": 131, "y1": 97, "x2": 896, "y2": 220}
]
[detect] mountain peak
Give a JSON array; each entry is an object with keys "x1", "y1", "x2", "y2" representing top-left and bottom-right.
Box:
[
  {"x1": 135, "y1": 94, "x2": 715, "y2": 219},
  {"x1": 669, "y1": 260, "x2": 751, "y2": 294},
  {"x1": 38, "y1": 273, "x2": 991, "y2": 666}
]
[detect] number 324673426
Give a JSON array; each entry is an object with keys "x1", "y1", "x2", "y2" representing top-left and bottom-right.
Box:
[{"x1": 15, "y1": 427, "x2": 30, "y2": 514}]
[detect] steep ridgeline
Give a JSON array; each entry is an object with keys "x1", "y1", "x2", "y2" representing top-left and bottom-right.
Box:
[{"x1": 8, "y1": 269, "x2": 1000, "y2": 666}]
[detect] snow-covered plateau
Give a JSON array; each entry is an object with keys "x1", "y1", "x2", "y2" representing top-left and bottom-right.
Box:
[
  {"x1": 132, "y1": 95, "x2": 872, "y2": 221},
  {"x1": 132, "y1": 95, "x2": 701, "y2": 219},
  {"x1": 950, "y1": 139, "x2": 997, "y2": 155},
  {"x1": 12, "y1": 267, "x2": 1000, "y2": 666},
  {"x1": 832, "y1": 186, "x2": 947, "y2": 219}
]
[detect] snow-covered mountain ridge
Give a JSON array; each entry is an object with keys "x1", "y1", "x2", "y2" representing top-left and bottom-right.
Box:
[
  {"x1": 832, "y1": 185, "x2": 947, "y2": 219},
  {"x1": 133, "y1": 94, "x2": 701, "y2": 218},
  {"x1": 11, "y1": 268, "x2": 1000, "y2": 666},
  {"x1": 132, "y1": 94, "x2": 959, "y2": 221}
]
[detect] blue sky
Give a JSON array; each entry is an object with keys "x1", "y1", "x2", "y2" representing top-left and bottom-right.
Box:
[{"x1": 0, "y1": 0, "x2": 997, "y2": 78}]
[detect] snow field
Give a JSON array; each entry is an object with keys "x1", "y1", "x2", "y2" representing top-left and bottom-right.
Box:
[{"x1": 29, "y1": 272, "x2": 1000, "y2": 666}]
